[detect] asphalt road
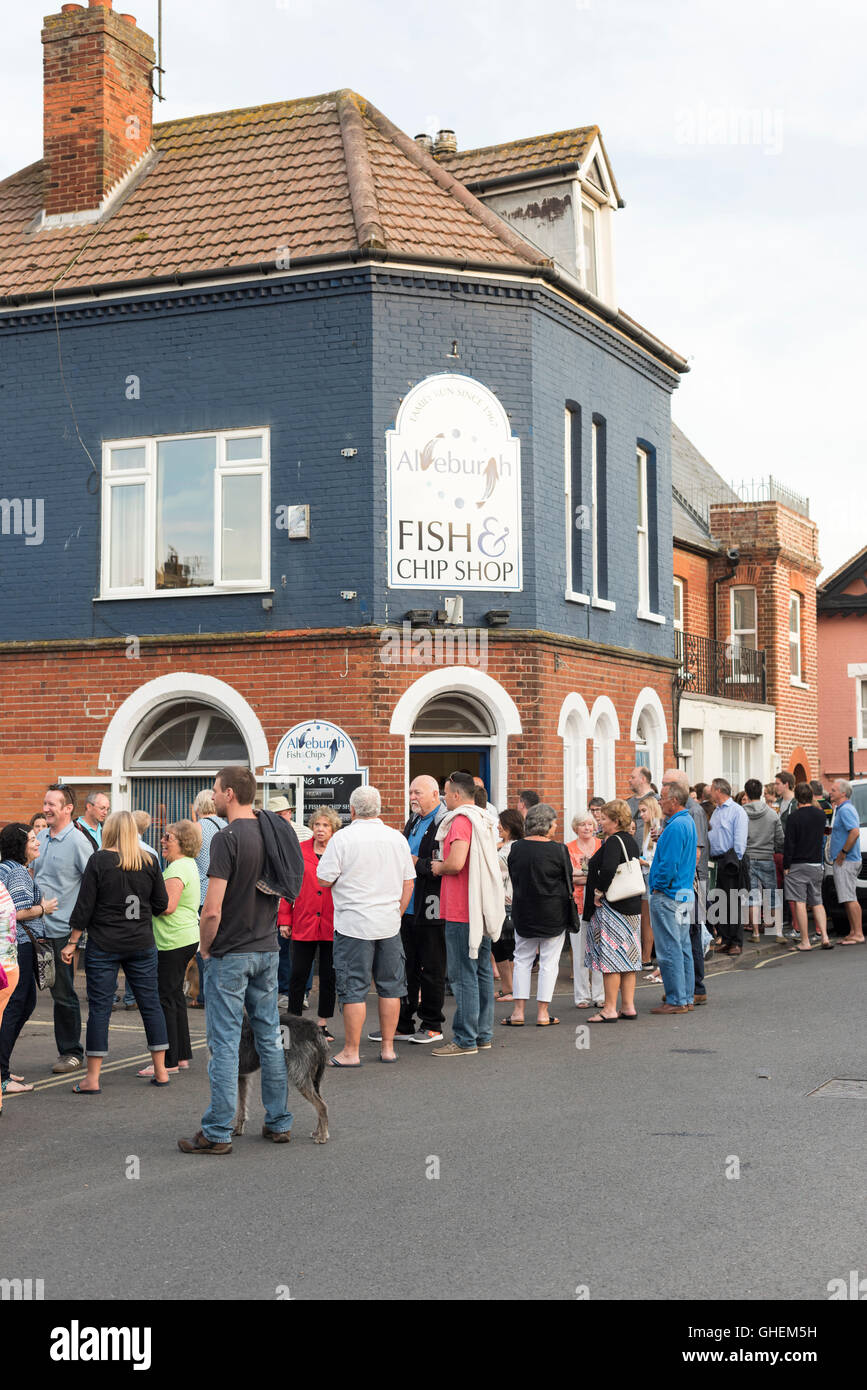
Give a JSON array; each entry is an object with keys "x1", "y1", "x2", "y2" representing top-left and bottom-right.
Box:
[{"x1": 2, "y1": 939, "x2": 865, "y2": 1301}]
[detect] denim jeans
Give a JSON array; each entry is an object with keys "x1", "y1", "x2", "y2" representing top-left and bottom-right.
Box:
[
  {"x1": 48, "y1": 934, "x2": 83, "y2": 1060},
  {"x1": 84, "y1": 943, "x2": 169, "y2": 1056},
  {"x1": 444, "y1": 921, "x2": 494, "y2": 1048},
  {"x1": 0, "y1": 940, "x2": 37, "y2": 1081},
  {"x1": 201, "y1": 951, "x2": 292, "y2": 1143},
  {"x1": 649, "y1": 891, "x2": 695, "y2": 1008}
]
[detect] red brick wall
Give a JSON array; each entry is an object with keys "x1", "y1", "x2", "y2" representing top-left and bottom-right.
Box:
[
  {"x1": 0, "y1": 629, "x2": 676, "y2": 826},
  {"x1": 817, "y1": 612, "x2": 867, "y2": 779},
  {"x1": 42, "y1": 4, "x2": 154, "y2": 217},
  {"x1": 709, "y1": 501, "x2": 821, "y2": 778},
  {"x1": 673, "y1": 547, "x2": 711, "y2": 639}
]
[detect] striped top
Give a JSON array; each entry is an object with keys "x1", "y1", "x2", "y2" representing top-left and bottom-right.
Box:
[{"x1": 0, "y1": 860, "x2": 42, "y2": 946}]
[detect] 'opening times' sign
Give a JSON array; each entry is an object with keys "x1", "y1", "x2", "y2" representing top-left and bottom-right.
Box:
[{"x1": 386, "y1": 374, "x2": 522, "y2": 592}]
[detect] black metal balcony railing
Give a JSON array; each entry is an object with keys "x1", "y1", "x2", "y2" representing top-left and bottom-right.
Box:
[{"x1": 675, "y1": 630, "x2": 767, "y2": 703}]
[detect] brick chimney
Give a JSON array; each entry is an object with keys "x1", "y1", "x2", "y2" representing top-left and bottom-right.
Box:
[{"x1": 42, "y1": 1, "x2": 155, "y2": 222}]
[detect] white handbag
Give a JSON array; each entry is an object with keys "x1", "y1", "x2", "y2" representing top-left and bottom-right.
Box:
[{"x1": 605, "y1": 835, "x2": 646, "y2": 904}]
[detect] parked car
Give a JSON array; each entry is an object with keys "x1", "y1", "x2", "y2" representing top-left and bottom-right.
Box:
[{"x1": 822, "y1": 778, "x2": 867, "y2": 928}]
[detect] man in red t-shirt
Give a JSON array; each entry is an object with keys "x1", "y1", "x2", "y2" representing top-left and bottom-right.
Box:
[{"x1": 430, "y1": 772, "x2": 493, "y2": 1057}]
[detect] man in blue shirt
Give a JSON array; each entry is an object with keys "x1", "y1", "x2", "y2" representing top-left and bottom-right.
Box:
[
  {"x1": 75, "y1": 789, "x2": 110, "y2": 850},
  {"x1": 392, "y1": 776, "x2": 447, "y2": 1043},
  {"x1": 34, "y1": 784, "x2": 94, "y2": 1073},
  {"x1": 708, "y1": 776, "x2": 750, "y2": 956},
  {"x1": 829, "y1": 779, "x2": 864, "y2": 944},
  {"x1": 647, "y1": 783, "x2": 698, "y2": 1012}
]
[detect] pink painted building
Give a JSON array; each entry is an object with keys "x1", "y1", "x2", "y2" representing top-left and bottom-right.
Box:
[{"x1": 817, "y1": 545, "x2": 867, "y2": 781}]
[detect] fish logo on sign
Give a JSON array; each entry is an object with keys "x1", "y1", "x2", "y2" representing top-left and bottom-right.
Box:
[{"x1": 267, "y1": 721, "x2": 365, "y2": 778}]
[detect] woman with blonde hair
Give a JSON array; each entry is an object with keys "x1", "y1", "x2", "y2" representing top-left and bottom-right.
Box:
[
  {"x1": 138, "y1": 819, "x2": 203, "y2": 1077},
  {"x1": 567, "y1": 810, "x2": 603, "y2": 1008},
  {"x1": 62, "y1": 811, "x2": 170, "y2": 1093},
  {"x1": 637, "y1": 793, "x2": 664, "y2": 977},
  {"x1": 582, "y1": 799, "x2": 644, "y2": 1022}
]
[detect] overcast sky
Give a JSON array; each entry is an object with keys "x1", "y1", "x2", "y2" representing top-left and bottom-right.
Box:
[{"x1": 3, "y1": 0, "x2": 862, "y2": 579}]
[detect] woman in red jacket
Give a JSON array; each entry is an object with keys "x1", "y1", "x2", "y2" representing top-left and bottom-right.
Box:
[{"x1": 280, "y1": 807, "x2": 340, "y2": 1040}]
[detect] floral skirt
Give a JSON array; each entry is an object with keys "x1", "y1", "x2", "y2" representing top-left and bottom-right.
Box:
[{"x1": 584, "y1": 901, "x2": 642, "y2": 975}]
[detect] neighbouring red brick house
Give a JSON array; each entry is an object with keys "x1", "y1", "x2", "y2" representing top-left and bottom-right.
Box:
[
  {"x1": 817, "y1": 545, "x2": 867, "y2": 782},
  {"x1": 670, "y1": 424, "x2": 821, "y2": 787}
]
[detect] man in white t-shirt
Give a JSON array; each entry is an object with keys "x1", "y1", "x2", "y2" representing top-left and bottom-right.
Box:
[{"x1": 317, "y1": 785, "x2": 415, "y2": 1066}]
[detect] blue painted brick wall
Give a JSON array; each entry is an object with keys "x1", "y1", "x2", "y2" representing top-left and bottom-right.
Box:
[{"x1": 0, "y1": 267, "x2": 677, "y2": 658}]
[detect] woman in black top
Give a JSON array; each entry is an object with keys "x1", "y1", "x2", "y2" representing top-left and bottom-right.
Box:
[
  {"x1": 501, "y1": 804, "x2": 574, "y2": 1028},
  {"x1": 582, "y1": 799, "x2": 644, "y2": 1022},
  {"x1": 63, "y1": 811, "x2": 170, "y2": 1094}
]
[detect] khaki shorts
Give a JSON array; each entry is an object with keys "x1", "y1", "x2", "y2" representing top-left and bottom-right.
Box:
[
  {"x1": 784, "y1": 862, "x2": 823, "y2": 906},
  {"x1": 832, "y1": 860, "x2": 860, "y2": 905}
]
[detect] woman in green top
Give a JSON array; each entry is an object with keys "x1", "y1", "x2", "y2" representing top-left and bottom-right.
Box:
[{"x1": 138, "y1": 819, "x2": 202, "y2": 1077}]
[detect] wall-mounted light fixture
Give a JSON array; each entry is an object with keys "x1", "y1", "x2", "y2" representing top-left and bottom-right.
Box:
[
  {"x1": 446, "y1": 340, "x2": 460, "y2": 358},
  {"x1": 405, "y1": 609, "x2": 434, "y2": 625},
  {"x1": 485, "y1": 609, "x2": 510, "y2": 626}
]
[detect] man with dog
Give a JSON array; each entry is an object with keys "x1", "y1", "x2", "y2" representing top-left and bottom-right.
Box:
[{"x1": 178, "y1": 766, "x2": 294, "y2": 1155}]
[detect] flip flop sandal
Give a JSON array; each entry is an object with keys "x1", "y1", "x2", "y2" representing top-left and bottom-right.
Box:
[
  {"x1": 587, "y1": 1014, "x2": 618, "y2": 1023},
  {"x1": 328, "y1": 1057, "x2": 362, "y2": 1067},
  {"x1": 536, "y1": 1017, "x2": 560, "y2": 1027},
  {"x1": 379, "y1": 1055, "x2": 399, "y2": 1063},
  {"x1": 618, "y1": 1012, "x2": 639, "y2": 1020},
  {"x1": 71, "y1": 1084, "x2": 101, "y2": 1094},
  {"x1": 150, "y1": 1077, "x2": 171, "y2": 1086},
  {"x1": 821, "y1": 943, "x2": 835, "y2": 950},
  {"x1": 1, "y1": 1079, "x2": 34, "y2": 1093},
  {"x1": 499, "y1": 1018, "x2": 525, "y2": 1026}
]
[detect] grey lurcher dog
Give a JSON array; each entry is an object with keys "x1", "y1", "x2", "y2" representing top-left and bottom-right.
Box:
[{"x1": 235, "y1": 1012, "x2": 330, "y2": 1143}]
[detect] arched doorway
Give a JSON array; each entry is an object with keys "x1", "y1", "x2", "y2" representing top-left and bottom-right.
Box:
[
  {"x1": 789, "y1": 746, "x2": 811, "y2": 784},
  {"x1": 408, "y1": 694, "x2": 496, "y2": 796},
  {"x1": 389, "y1": 667, "x2": 522, "y2": 812}
]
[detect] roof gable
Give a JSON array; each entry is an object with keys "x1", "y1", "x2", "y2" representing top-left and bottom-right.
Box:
[{"x1": 818, "y1": 544, "x2": 867, "y2": 603}]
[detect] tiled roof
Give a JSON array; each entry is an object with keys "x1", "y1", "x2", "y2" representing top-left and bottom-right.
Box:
[
  {"x1": 671, "y1": 422, "x2": 738, "y2": 550},
  {"x1": 437, "y1": 127, "x2": 597, "y2": 186},
  {"x1": 0, "y1": 91, "x2": 547, "y2": 302}
]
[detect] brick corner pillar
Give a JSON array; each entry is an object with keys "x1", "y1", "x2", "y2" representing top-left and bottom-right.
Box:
[{"x1": 42, "y1": 0, "x2": 155, "y2": 218}]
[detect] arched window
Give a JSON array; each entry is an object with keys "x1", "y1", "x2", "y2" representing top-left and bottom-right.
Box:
[
  {"x1": 559, "y1": 694, "x2": 591, "y2": 831},
  {"x1": 590, "y1": 696, "x2": 620, "y2": 802},
  {"x1": 125, "y1": 701, "x2": 248, "y2": 770},
  {"x1": 629, "y1": 688, "x2": 668, "y2": 788},
  {"x1": 411, "y1": 695, "x2": 495, "y2": 738}
]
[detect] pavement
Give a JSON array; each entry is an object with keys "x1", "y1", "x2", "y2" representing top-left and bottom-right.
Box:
[{"x1": 2, "y1": 932, "x2": 865, "y2": 1301}]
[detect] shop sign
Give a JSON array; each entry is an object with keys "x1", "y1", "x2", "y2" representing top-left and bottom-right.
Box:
[
  {"x1": 386, "y1": 373, "x2": 522, "y2": 591},
  {"x1": 267, "y1": 721, "x2": 365, "y2": 776}
]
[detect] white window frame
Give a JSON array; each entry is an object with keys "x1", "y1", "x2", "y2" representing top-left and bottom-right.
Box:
[
  {"x1": 673, "y1": 577, "x2": 684, "y2": 632},
  {"x1": 636, "y1": 445, "x2": 650, "y2": 612},
  {"x1": 861, "y1": 678, "x2": 867, "y2": 743},
  {"x1": 564, "y1": 408, "x2": 589, "y2": 604},
  {"x1": 587, "y1": 419, "x2": 615, "y2": 610},
  {"x1": 721, "y1": 732, "x2": 754, "y2": 790},
  {"x1": 580, "y1": 200, "x2": 599, "y2": 297},
  {"x1": 99, "y1": 428, "x2": 271, "y2": 599},
  {"x1": 789, "y1": 591, "x2": 803, "y2": 685},
  {"x1": 729, "y1": 585, "x2": 757, "y2": 682}
]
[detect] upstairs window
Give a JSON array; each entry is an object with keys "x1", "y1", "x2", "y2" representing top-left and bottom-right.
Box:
[
  {"x1": 673, "y1": 577, "x2": 684, "y2": 632},
  {"x1": 581, "y1": 202, "x2": 599, "y2": 296},
  {"x1": 564, "y1": 405, "x2": 584, "y2": 598},
  {"x1": 636, "y1": 446, "x2": 650, "y2": 611},
  {"x1": 100, "y1": 430, "x2": 270, "y2": 598},
  {"x1": 789, "y1": 592, "x2": 803, "y2": 682}
]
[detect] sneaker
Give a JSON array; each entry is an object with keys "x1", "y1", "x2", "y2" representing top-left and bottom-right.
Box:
[
  {"x1": 431, "y1": 1041, "x2": 478, "y2": 1057},
  {"x1": 123, "y1": 1001, "x2": 138, "y2": 1011},
  {"x1": 477, "y1": 1041, "x2": 493, "y2": 1050},
  {"x1": 303, "y1": 993, "x2": 310, "y2": 1010},
  {"x1": 277, "y1": 995, "x2": 289, "y2": 1010},
  {"x1": 177, "y1": 1129, "x2": 232, "y2": 1156},
  {"x1": 408, "y1": 1028, "x2": 444, "y2": 1044},
  {"x1": 51, "y1": 1055, "x2": 82, "y2": 1074},
  {"x1": 368, "y1": 1030, "x2": 416, "y2": 1042}
]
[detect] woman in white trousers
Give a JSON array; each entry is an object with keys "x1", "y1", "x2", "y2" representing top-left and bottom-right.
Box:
[{"x1": 501, "y1": 804, "x2": 574, "y2": 1027}]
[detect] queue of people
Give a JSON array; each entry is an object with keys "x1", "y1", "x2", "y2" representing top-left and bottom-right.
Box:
[{"x1": 0, "y1": 766, "x2": 862, "y2": 1140}]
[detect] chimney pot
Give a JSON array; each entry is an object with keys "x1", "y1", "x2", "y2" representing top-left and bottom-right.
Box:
[
  {"x1": 415, "y1": 133, "x2": 434, "y2": 154},
  {"x1": 119, "y1": 12, "x2": 137, "y2": 22},
  {"x1": 433, "y1": 129, "x2": 457, "y2": 156},
  {"x1": 61, "y1": 4, "x2": 85, "y2": 10},
  {"x1": 88, "y1": 1, "x2": 113, "y2": 9}
]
